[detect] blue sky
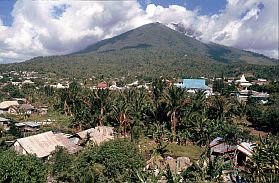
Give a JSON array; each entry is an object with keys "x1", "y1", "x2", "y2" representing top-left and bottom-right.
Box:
[
  {"x1": 0, "y1": 0, "x2": 15, "y2": 26},
  {"x1": 0, "y1": 0, "x2": 278, "y2": 62},
  {"x1": 139, "y1": 0, "x2": 227, "y2": 15}
]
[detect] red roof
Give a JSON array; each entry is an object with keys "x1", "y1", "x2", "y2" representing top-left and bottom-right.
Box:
[{"x1": 97, "y1": 82, "x2": 107, "y2": 88}]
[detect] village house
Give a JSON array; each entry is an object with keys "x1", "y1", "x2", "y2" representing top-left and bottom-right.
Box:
[
  {"x1": 236, "y1": 74, "x2": 252, "y2": 90},
  {"x1": 0, "y1": 116, "x2": 10, "y2": 130},
  {"x1": 210, "y1": 137, "x2": 253, "y2": 167},
  {"x1": 12, "y1": 98, "x2": 27, "y2": 104},
  {"x1": 174, "y1": 79, "x2": 213, "y2": 97},
  {"x1": 12, "y1": 131, "x2": 82, "y2": 158},
  {"x1": 97, "y1": 82, "x2": 108, "y2": 89},
  {"x1": 22, "y1": 80, "x2": 34, "y2": 85},
  {"x1": 32, "y1": 102, "x2": 48, "y2": 115},
  {"x1": 15, "y1": 121, "x2": 41, "y2": 136},
  {"x1": 250, "y1": 91, "x2": 269, "y2": 104},
  {"x1": 18, "y1": 104, "x2": 34, "y2": 115},
  {"x1": 0, "y1": 100, "x2": 19, "y2": 114},
  {"x1": 251, "y1": 78, "x2": 269, "y2": 86},
  {"x1": 70, "y1": 126, "x2": 114, "y2": 145},
  {"x1": 11, "y1": 81, "x2": 22, "y2": 86},
  {"x1": 49, "y1": 83, "x2": 69, "y2": 89},
  {"x1": 236, "y1": 89, "x2": 269, "y2": 104}
]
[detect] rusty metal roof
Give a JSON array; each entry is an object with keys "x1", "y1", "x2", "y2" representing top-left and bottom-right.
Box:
[
  {"x1": 210, "y1": 137, "x2": 253, "y2": 157},
  {"x1": 16, "y1": 131, "x2": 82, "y2": 158}
]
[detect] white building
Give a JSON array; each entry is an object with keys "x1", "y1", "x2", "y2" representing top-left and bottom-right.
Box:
[{"x1": 236, "y1": 74, "x2": 252, "y2": 89}]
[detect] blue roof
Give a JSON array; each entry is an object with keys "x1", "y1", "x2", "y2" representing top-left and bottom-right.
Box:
[{"x1": 179, "y1": 79, "x2": 209, "y2": 90}]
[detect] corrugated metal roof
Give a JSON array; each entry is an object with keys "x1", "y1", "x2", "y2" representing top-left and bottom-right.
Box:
[
  {"x1": 0, "y1": 117, "x2": 9, "y2": 122},
  {"x1": 15, "y1": 122, "x2": 26, "y2": 127},
  {"x1": 176, "y1": 79, "x2": 209, "y2": 90},
  {"x1": 23, "y1": 122, "x2": 41, "y2": 127},
  {"x1": 210, "y1": 137, "x2": 223, "y2": 147},
  {"x1": 211, "y1": 143, "x2": 237, "y2": 154},
  {"x1": 0, "y1": 101, "x2": 19, "y2": 109},
  {"x1": 210, "y1": 138, "x2": 253, "y2": 157},
  {"x1": 19, "y1": 104, "x2": 34, "y2": 110},
  {"x1": 16, "y1": 131, "x2": 81, "y2": 157},
  {"x1": 97, "y1": 82, "x2": 107, "y2": 88},
  {"x1": 183, "y1": 79, "x2": 209, "y2": 89},
  {"x1": 15, "y1": 122, "x2": 41, "y2": 128}
]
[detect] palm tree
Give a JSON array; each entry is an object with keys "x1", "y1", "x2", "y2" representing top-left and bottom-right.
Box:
[
  {"x1": 188, "y1": 110, "x2": 220, "y2": 146},
  {"x1": 111, "y1": 94, "x2": 129, "y2": 136},
  {"x1": 127, "y1": 89, "x2": 149, "y2": 142},
  {"x1": 229, "y1": 99, "x2": 247, "y2": 120},
  {"x1": 90, "y1": 89, "x2": 110, "y2": 126},
  {"x1": 71, "y1": 99, "x2": 92, "y2": 131},
  {"x1": 189, "y1": 89, "x2": 206, "y2": 112},
  {"x1": 163, "y1": 85, "x2": 187, "y2": 137},
  {"x1": 207, "y1": 95, "x2": 230, "y2": 120}
]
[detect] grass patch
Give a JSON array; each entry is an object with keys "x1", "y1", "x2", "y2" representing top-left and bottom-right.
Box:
[
  {"x1": 138, "y1": 137, "x2": 204, "y2": 161},
  {"x1": 167, "y1": 143, "x2": 204, "y2": 161}
]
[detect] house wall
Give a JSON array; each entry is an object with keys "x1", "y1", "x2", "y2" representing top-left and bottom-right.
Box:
[
  {"x1": 0, "y1": 121, "x2": 10, "y2": 130},
  {"x1": 69, "y1": 137, "x2": 80, "y2": 145},
  {"x1": 0, "y1": 109, "x2": 8, "y2": 114},
  {"x1": 8, "y1": 107, "x2": 17, "y2": 114},
  {"x1": 13, "y1": 141, "x2": 27, "y2": 155}
]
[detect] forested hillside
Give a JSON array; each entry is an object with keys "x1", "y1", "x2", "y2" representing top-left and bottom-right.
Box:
[{"x1": 0, "y1": 23, "x2": 278, "y2": 79}]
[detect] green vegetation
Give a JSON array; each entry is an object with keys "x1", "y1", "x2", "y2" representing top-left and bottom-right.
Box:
[
  {"x1": 0, "y1": 150, "x2": 48, "y2": 183},
  {"x1": 0, "y1": 76, "x2": 278, "y2": 182},
  {"x1": 139, "y1": 138, "x2": 204, "y2": 160},
  {"x1": 245, "y1": 135, "x2": 279, "y2": 183},
  {"x1": 50, "y1": 139, "x2": 145, "y2": 183}
]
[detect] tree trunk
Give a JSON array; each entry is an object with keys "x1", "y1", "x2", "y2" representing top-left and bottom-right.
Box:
[{"x1": 171, "y1": 111, "x2": 177, "y2": 136}]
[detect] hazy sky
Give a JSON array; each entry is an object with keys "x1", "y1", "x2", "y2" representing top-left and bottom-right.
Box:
[{"x1": 0, "y1": 0, "x2": 278, "y2": 63}]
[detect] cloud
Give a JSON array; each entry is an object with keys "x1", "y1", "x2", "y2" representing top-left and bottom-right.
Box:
[
  {"x1": 0, "y1": 0, "x2": 149, "y2": 62},
  {"x1": 204, "y1": 0, "x2": 278, "y2": 58},
  {"x1": 0, "y1": 0, "x2": 278, "y2": 63},
  {"x1": 144, "y1": 0, "x2": 278, "y2": 58}
]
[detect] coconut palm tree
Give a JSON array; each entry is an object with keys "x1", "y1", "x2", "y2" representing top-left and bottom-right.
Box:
[
  {"x1": 163, "y1": 85, "x2": 187, "y2": 137},
  {"x1": 207, "y1": 95, "x2": 231, "y2": 120},
  {"x1": 90, "y1": 89, "x2": 110, "y2": 126},
  {"x1": 111, "y1": 94, "x2": 129, "y2": 136},
  {"x1": 189, "y1": 89, "x2": 206, "y2": 112},
  {"x1": 127, "y1": 89, "x2": 150, "y2": 142}
]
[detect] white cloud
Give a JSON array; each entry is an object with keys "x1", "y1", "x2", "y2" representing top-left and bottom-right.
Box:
[
  {"x1": 0, "y1": 0, "x2": 149, "y2": 62},
  {"x1": 204, "y1": 0, "x2": 278, "y2": 57},
  {"x1": 144, "y1": 0, "x2": 278, "y2": 59},
  {"x1": 0, "y1": 0, "x2": 278, "y2": 63}
]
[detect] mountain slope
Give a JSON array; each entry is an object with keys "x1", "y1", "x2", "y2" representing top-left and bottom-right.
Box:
[
  {"x1": 74, "y1": 22, "x2": 276, "y2": 65},
  {"x1": 1, "y1": 22, "x2": 278, "y2": 79}
]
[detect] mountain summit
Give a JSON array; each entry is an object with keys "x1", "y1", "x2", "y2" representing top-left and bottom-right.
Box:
[
  {"x1": 74, "y1": 22, "x2": 205, "y2": 55},
  {"x1": 74, "y1": 22, "x2": 276, "y2": 65}
]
